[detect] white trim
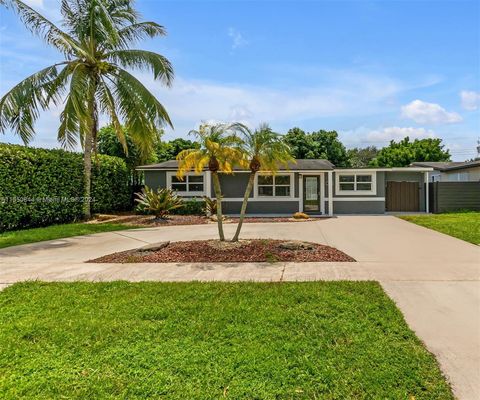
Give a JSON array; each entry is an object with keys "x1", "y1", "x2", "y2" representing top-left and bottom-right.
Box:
[
  {"x1": 333, "y1": 167, "x2": 433, "y2": 172},
  {"x1": 254, "y1": 172, "x2": 295, "y2": 199},
  {"x1": 166, "y1": 171, "x2": 207, "y2": 197},
  {"x1": 205, "y1": 171, "x2": 212, "y2": 198},
  {"x1": 298, "y1": 172, "x2": 325, "y2": 214},
  {"x1": 320, "y1": 173, "x2": 325, "y2": 214},
  {"x1": 299, "y1": 175, "x2": 304, "y2": 212},
  {"x1": 424, "y1": 171, "x2": 429, "y2": 213},
  {"x1": 335, "y1": 171, "x2": 377, "y2": 196},
  {"x1": 327, "y1": 197, "x2": 385, "y2": 202},
  {"x1": 327, "y1": 171, "x2": 333, "y2": 216},
  {"x1": 221, "y1": 197, "x2": 300, "y2": 202}
]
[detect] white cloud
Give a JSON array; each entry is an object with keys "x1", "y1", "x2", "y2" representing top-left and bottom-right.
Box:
[
  {"x1": 366, "y1": 126, "x2": 435, "y2": 142},
  {"x1": 401, "y1": 99, "x2": 462, "y2": 124},
  {"x1": 228, "y1": 28, "x2": 248, "y2": 50},
  {"x1": 460, "y1": 90, "x2": 480, "y2": 111}
]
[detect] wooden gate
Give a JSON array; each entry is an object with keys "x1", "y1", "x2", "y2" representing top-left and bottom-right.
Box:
[{"x1": 386, "y1": 181, "x2": 420, "y2": 212}]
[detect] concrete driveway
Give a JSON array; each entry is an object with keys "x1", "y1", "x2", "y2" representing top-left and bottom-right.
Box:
[{"x1": 1, "y1": 215, "x2": 479, "y2": 399}]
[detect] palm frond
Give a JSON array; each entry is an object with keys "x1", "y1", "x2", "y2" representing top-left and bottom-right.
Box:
[
  {"x1": 106, "y1": 49, "x2": 174, "y2": 85},
  {"x1": 97, "y1": 76, "x2": 127, "y2": 153},
  {"x1": 0, "y1": 63, "x2": 66, "y2": 143},
  {"x1": 116, "y1": 22, "x2": 166, "y2": 48},
  {"x1": 58, "y1": 64, "x2": 92, "y2": 148},
  {"x1": 104, "y1": 67, "x2": 172, "y2": 157},
  {"x1": 3, "y1": 0, "x2": 80, "y2": 55}
]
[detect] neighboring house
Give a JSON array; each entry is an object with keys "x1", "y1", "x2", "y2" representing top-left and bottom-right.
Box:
[
  {"x1": 411, "y1": 161, "x2": 480, "y2": 182},
  {"x1": 137, "y1": 159, "x2": 433, "y2": 216}
]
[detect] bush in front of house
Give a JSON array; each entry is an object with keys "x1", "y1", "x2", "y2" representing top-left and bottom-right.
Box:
[
  {"x1": 172, "y1": 198, "x2": 205, "y2": 215},
  {"x1": 134, "y1": 187, "x2": 184, "y2": 219},
  {"x1": 0, "y1": 143, "x2": 131, "y2": 232}
]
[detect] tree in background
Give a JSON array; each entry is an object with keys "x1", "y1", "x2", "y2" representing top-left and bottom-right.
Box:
[
  {"x1": 156, "y1": 138, "x2": 199, "y2": 162},
  {"x1": 283, "y1": 128, "x2": 350, "y2": 167},
  {"x1": 0, "y1": 0, "x2": 173, "y2": 219},
  {"x1": 347, "y1": 146, "x2": 379, "y2": 168},
  {"x1": 371, "y1": 137, "x2": 451, "y2": 167},
  {"x1": 97, "y1": 125, "x2": 160, "y2": 186}
]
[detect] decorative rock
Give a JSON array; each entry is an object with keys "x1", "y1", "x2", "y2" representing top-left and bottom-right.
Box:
[
  {"x1": 138, "y1": 241, "x2": 170, "y2": 252},
  {"x1": 279, "y1": 241, "x2": 315, "y2": 250}
]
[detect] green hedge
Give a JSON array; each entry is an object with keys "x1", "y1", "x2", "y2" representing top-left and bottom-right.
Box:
[{"x1": 0, "y1": 143, "x2": 130, "y2": 231}]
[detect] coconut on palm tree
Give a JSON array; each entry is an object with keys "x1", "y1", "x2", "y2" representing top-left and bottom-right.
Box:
[
  {"x1": 176, "y1": 123, "x2": 246, "y2": 241},
  {"x1": 231, "y1": 123, "x2": 294, "y2": 242},
  {"x1": 0, "y1": 0, "x2": 173, "y2": 219}
]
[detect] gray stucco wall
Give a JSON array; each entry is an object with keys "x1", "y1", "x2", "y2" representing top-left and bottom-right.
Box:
[
  {"x1": 222, "y1": 200, "x2": 299, "y2": 214},
  {"x1": 325, "y1": 201, "x2": 385, "y2": 215},
  {"x1": 218, "y1": 173, "x2": 252, "y2": 198},
  {"x1": 218, "y1": 172, "x2": 300, "y2": 199},
  {"x1": 385, "y1": 171, "x2": 426, "y2": 211},
  {"x1": 144, "y1": 170, "x2": 166, "y2": 190}
]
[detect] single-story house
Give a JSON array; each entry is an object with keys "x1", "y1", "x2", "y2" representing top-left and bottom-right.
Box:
[
  {"x1": 411, "y1": 160, "x2": 480, "y2": 182},
  {"x1": 137, "y1": 159, "x2": 434, "y2": 216}
]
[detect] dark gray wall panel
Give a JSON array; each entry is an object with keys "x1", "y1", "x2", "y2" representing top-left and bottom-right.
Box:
[
  {"x1": 330, "y1": 201, "x2": 385, "y2": 214},
  {"x1": 144, "y1": 171, "x2": 167, "y2": 190},
  {"x1": 222, "y1": 201, "x2": 299, "y2": 214},
  {"x1": 218, "y1": 173, "x2": 252, "y2": 198}
]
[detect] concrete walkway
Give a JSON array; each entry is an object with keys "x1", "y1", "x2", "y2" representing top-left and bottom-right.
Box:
[{"x1": 1, "y1": 216, "x2": 479, "y2": 399}]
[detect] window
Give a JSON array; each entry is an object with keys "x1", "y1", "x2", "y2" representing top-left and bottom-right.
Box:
[
  {"x1": 168, "y1": 173, "x2": 205, "y2": 195},
  {"x1": 336, "y1": 172, "x2": 375, "y2": 194},
  {"x1": 257, "y1": 174, "x2": 292, "y2": 197}
]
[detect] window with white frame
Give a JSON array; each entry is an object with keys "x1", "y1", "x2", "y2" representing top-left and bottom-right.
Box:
[
  {"x1": 168, "y1": 173, "x2": 205, "y2": 195},
  {"x1": 257, "y1": 174, "x2": 292, "y2": 197},
  {"x1": 336, "y1": 172, "x2": 375, "y2": 194}
]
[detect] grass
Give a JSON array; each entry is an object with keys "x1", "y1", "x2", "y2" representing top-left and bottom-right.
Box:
[
  {"x1": 0, "y1": 222, "x2": 140, "y2": 249},
  {"x1": 399, "y1": 212, "x2": 480, "y2": 244},
  {"x1": 0, "y1": 281, "x2": 453, "y2": 399}
]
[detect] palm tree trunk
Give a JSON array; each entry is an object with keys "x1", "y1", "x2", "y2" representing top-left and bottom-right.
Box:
[
  {"x1": 232, "y1": 172, "x2": 255, "y2": 242},
  {"x1": 83, "y1": 130, "x2": 93, "y2": 220},
  {"x1": 83, "y1": 95, "x2": 98, "y2": 220},
  {"x1": 212, "y1": 171, "x2": 225, "y2": 241}
]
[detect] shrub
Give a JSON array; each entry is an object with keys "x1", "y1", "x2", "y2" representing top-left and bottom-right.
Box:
[
  {"x1": 134, "y1": 187, "x2": 184, "y2": 219},
  {"x1": 0, "y1": 143, "x2": 131, "y2": 232},
  {"x1": 292, "y1": 212, "x2": 310, "y2": 220},
  {"x1": 202, "y1": 196, "x2": 218, "y2": 216},
  {"x1": 173, "y1": 198, "x2": 205, "y2": 215}
]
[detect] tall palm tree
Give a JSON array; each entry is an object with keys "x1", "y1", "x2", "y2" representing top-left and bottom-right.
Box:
[
  {"x1": 177, "y1": 123, "x2": 246, "y2": 241},
  {"x1": 0, "y1": 0, "x2": 173, "y2": 219},
  {"x1": 231, "y1": 123, "x2": 294, "y2": 242}
]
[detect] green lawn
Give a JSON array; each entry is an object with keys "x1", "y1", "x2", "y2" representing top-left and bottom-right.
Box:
[
  {"x1": 0, "y1": 281, "x2": 452, "y2": 399},
  {"x1": 0, "y1": 223, "x2": 140, "y2": 249},
  {"x1": 399, "y1": 212, "x2": 480, "y2": 244}
]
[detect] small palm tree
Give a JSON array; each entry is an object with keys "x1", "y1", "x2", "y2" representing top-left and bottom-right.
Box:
[
  {"x1": 177, "y1": 123, "x2": 246, "y2": 241},
  {"x1": 231, "y1": 123, "x2": 294, "y2": 242},
  {"x1": 0, "y1": 0, "x2": 173, "y2": 219}
]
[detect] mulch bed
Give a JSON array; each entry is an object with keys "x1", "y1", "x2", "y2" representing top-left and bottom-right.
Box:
[
  {"x1": 90, "y1": 214, "x2": 326, "y2": 227},
  {"x1": 90, "y1": 239, "x2": 355, "y2": 263}
]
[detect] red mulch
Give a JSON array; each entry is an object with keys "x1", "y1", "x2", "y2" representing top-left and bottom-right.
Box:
[
  {"x1": 90, "y1": 214, "x2": 327, "y2": 227},
  {"x1": 89, "y1": 239, "x2": 355, "y2": 263}
]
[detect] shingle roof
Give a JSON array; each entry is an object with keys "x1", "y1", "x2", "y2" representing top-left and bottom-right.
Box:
[
  {"x1": 137, "y1": 159, "x2": 335, "y2": 171},
  {"x1": 411, "y1": 161, "x2": 480, "y2": 171}
]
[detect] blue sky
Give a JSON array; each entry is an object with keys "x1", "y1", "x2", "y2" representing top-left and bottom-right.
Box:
[{"x1": 1, "y1": 0, "x2": 479, "y2": 160}]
